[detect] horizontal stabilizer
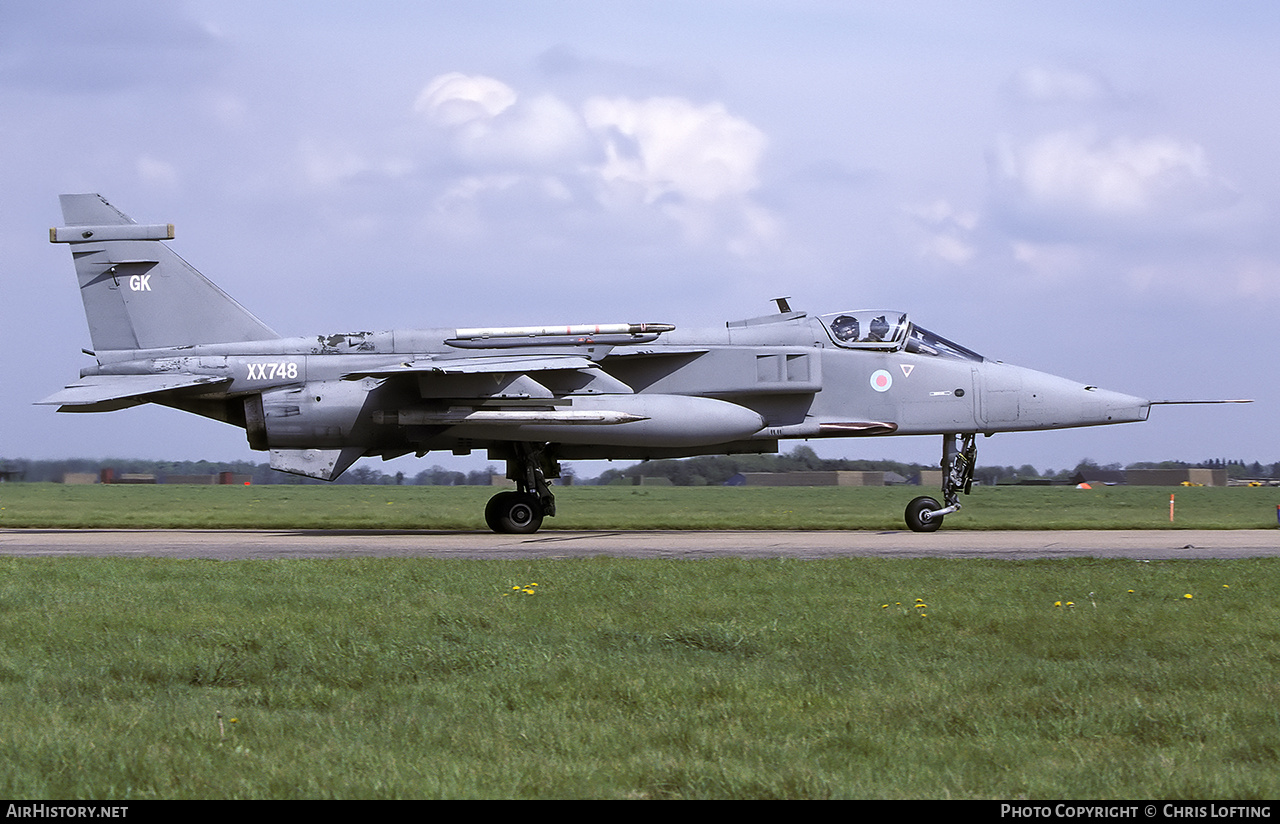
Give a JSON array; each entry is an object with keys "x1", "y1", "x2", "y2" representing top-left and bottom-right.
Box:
[
  {"x1": 37, "y1": 374, "x2": 230, "y2": 412},
  {"x1": 51, "y1": 224, "x2": 174, "y2": 243}
]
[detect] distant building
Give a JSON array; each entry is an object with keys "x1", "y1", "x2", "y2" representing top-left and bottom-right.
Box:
[
  {"x1": 740, "y1": 471, "x2": 886, "y2": 487},
  {"x1": 1127, "y1": 468, "x2": 1227, "y2": 487},
  {"x1": 64, "y1": 470, "x2": 253, "y2": 485},
  {"x1": 1071, "y1": 469, "x2": 1127, "y2": 487},
  {"x1": 165, "y1": 473, "x2": 253, "y2": 485}
]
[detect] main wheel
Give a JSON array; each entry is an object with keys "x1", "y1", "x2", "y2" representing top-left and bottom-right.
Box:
[
  {"x1": 484, "y1": 491, "x2": 544, "y2": 534},
  {"x1": 905, "y1": 496, "x2": 943, "y2": 533}
]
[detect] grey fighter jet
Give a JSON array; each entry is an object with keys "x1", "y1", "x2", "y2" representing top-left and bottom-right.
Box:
[{"x1": 41, "y1": 194, "x2": 1242, "y2": 533}]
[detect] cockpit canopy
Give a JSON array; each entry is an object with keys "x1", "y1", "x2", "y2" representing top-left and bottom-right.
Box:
[{"x1": 819, "y1": 310, "x2": 984, "y2": 362}]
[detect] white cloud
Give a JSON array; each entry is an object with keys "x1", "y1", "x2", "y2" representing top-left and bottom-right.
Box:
[
  {"x1": 1002, "y1": 130, "x2": 1208, "y2": 215},
  {"x1": 1009, "y1": 66, "x2": 1113, "y2": 106},
  {"x1": 415, "y1": 74, "x2": 591, "y2": 170},
  {"x1": 413, "y1": 73, "x2": 777, "y2": 256},
  {"x1": 297, "y1": 139, "x2": 413, "y2": 190},
  {"x1": 907, "y1": 199, "x2": 979, "y2": 265},
  {"x1": 992, "y1": 129, "x2": 1239, "y2": 239},
  {"x1": 582, "y1": 96, "x2": 767, "y2": 203},
  {"x1": 415, "y1": 73, "x2": 517, "y2": 126}
]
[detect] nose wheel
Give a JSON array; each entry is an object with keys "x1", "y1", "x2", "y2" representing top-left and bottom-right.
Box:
[
  {"x1": 905, "y1": 433, "x2": 976, "y2": 532},
  {"x1": 904, "y1": 495, "x2": 943, "y2": 532}
]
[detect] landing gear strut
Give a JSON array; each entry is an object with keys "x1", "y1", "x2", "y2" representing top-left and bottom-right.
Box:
[
  {"x1": 905, "y1": 433, "x2": 976, "y2": 532},
  {"x1": 485, "y1": 443, "x2": 559, "y2": 534}
]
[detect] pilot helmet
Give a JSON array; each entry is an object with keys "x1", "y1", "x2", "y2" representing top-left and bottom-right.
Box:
[{"x1": 831, "y1": 315, "x2": 859, "y2": 341}]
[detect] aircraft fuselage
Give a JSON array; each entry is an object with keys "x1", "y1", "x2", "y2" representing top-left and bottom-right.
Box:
[{"x1": 73, "y1": 313, "x2": 1151, "y2": 465}]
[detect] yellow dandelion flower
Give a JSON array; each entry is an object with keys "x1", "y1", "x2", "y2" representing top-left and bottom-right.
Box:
[
  {"x1": 882, "y1": 604, "x2": 889, "y2": 609},
  {"x1": 1054, "y1": 601, "x2": 1062, "y2": 607},
  {"x1": 1184, "y1": 593, "x2": 1193, "y2": 599},
  {"x1": 1128, "y1": 590, "x2": 1134, "y2": 594},
  {"x1": 1223, "y1": 584, "x2": 1229, "y2": 589}
]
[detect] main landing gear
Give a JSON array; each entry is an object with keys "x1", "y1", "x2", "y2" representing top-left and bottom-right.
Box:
[
  {"x1": 485, "y1": 443, "x2": 559, "y2": 534},
  {"x1": 905, "y1": 433, "x2": 976, "y2": 533}
]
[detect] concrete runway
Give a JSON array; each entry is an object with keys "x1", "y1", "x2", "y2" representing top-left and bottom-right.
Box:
[{"x1": 2, "y1": 528, "x2": 1278, "y2": 560}]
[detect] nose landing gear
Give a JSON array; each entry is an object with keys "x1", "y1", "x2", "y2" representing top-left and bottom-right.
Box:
[{"x1": 905, "y1": 433, "x2": 976, "y2": 532}]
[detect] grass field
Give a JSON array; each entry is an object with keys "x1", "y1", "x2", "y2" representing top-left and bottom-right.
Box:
[
  {"x1": 3, "y1": 483, "x2": 1279, "y2": 799},
  {"x1": 2, "y1": 556, "x2": 1279, "y2": 799},
  {"x1": 1, "y1": 482, "x2": 1279, "y2": 530}
]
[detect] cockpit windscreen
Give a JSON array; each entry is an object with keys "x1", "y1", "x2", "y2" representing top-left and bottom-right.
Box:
[
  {"x1": 904, "y1": 325, "x2": 984, "y2": 362},
  {"x1": 820, "y1": 311, "x2": 983, "y2": 362}
]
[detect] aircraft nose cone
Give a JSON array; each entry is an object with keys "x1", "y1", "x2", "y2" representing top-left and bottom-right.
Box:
[
  {"x1": 1088, "y1": 386, "x2": 1151, "y2": 425},
  {"x1": 982, "y1": 364, "x2": 1150, "y2": 430}
]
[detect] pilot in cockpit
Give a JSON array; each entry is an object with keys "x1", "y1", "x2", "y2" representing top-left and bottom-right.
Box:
[{"x1": 831, "y1": 315, "x2": 860, "y2": 342}]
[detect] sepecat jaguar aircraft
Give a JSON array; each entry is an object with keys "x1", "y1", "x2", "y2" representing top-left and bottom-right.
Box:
[{"x1": 41, "y1": 194, "x2": 1246, "y2": 533}]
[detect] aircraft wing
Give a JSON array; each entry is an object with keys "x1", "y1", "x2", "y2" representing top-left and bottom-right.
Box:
[
  {"x1": 37, "y1": 374, "x2": 232, "y2": 412},
  {"x1": 341, "y1": 354, "x2": 601, "y2": 379}
]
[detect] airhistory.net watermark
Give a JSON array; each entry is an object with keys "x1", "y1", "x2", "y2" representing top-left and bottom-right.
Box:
[{"x1": 6, "y1": 806, "x2": 128, "y2": 819}]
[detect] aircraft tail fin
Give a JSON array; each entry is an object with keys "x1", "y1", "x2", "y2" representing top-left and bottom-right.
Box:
[{"x1": 52, "y1": 194, "x2": 280, "y2": 352}]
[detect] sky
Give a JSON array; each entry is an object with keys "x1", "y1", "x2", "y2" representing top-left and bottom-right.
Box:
[{"x1": 2, "y1": 0, "x2": 1276, "y2": 479}]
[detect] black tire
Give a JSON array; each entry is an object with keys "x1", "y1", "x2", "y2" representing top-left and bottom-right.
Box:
[
  {"x1": 905, "y1": 496, "x2": 943, "y2": 533},
  {"x1": 485, "y1": 491, "x2": 544, "y2": 534}
]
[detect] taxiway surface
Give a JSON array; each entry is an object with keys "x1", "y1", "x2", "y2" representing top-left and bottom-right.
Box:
[{"x1": 1, "y1": 529, "x2": 1278, "y2": 560}]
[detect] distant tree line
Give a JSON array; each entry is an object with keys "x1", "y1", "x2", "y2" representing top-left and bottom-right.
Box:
[
  {"x1": 0, "y1": 457, "x2": 500, "y2": 486},
  {"x1": 593, "y1": 449, "x2": 1280, "y2": 487},
  {"x1": 2, "y1": 451, "x2": 1278, "y2": 487},
  {"x1": 592, "y1": 445, "x2": 925, "y2": 486}
]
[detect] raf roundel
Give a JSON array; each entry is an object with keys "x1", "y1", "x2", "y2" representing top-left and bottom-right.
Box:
[{"x1": 870, "y1": 369, "x2": 893, "y2": 393}]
